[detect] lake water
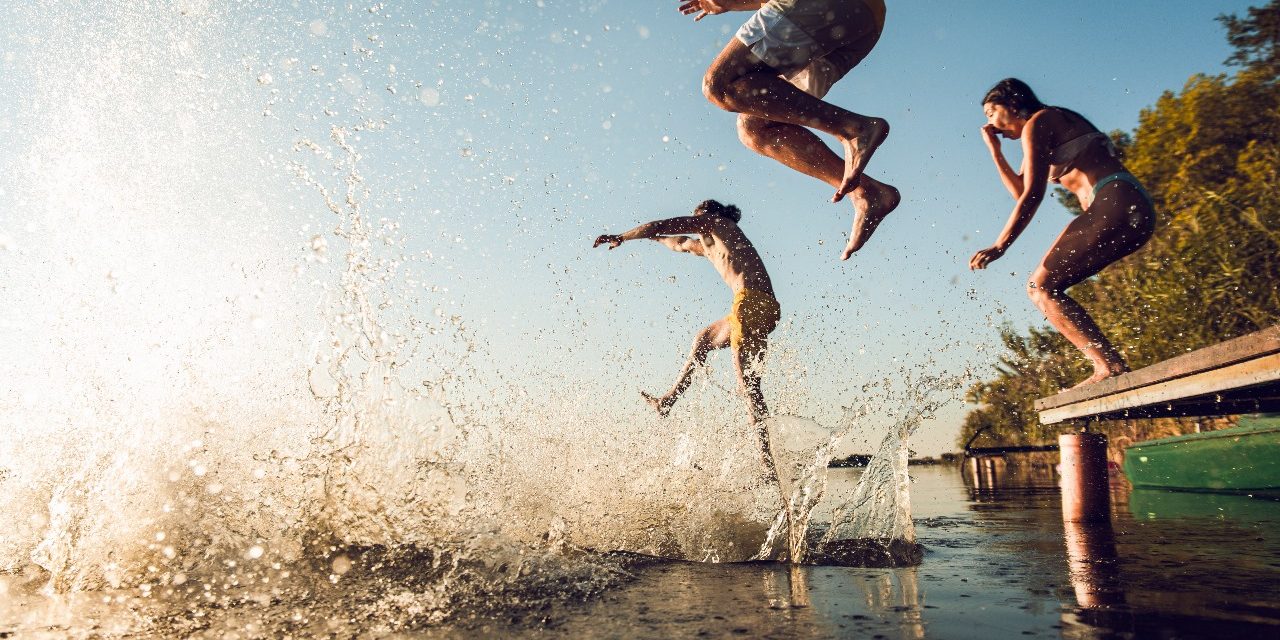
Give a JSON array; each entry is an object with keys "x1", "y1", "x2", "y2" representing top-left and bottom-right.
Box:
[
  {"x1": 453, "y1": 464, "x2": 1280, "y2": 639},
  {"x1": 5, "y1": 463, "x2": 1277, "y2": 638}
]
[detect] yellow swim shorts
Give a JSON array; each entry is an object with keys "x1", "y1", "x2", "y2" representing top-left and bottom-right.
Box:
[{"x1": 727, "y1": 288, "x2": 781, "y2": 351}]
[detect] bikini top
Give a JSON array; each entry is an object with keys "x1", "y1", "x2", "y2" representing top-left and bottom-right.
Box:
[{"x1": 1046, "y1": 130, "x2": 1117, "y2": 183}]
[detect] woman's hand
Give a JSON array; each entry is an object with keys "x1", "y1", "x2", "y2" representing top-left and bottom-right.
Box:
[
  {"x1": 969, "y1": 244, "x2": 1007, "y2": 270},
  {"x1": 981, "y1": 124, "x2": 1003, "y2": 151},
  {"x1": 594, "y1": 234, "x2": 623, "y2": 249}
]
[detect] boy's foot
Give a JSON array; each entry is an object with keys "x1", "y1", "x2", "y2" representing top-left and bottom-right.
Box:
[
  {"x1": 832, "y1": 118, "x2": 890, "y2": 203},
  {"x1": 841, "y1": 182, "x2": 900, "y2": 259},
  {"x1": 641, "y1": 391, "x2": 674, "y2": 417}
]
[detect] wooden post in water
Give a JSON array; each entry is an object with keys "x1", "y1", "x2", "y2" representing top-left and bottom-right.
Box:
[{"x1": 1058, "y1": 433, "x2": 1110, "y2": 522}]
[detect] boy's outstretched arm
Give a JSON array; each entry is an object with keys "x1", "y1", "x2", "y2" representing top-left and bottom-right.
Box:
[{"x1": 593, "y1": 216, "x2": 713, "y2": 250}]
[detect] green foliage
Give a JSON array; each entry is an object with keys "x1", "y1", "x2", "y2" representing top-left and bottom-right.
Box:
[
  {"x1": 960, "y1": 3, "x2": 1280, "y2": 450},
  {"x1": 1221, "y1": 0, "x2": 1280, "y2": 78}
]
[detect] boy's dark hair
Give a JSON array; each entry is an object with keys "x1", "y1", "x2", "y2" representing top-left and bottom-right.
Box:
[{"x1": 693, "y1": 199, "x2": 742, "y2": 223}]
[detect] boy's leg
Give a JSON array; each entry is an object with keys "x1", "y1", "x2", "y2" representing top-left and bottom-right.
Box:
[
  {"x1": 737, "y1": 114, "x2": 900, "y2": 258},
  {"x1": 643, "y1": 318, "x2": 731, "y2": 416},
  {"x1": 703, "y1": 38, "x2": 887, "y2": 202},
  {"x1": 735, "y1": 334, "x2": 790, "y2": 545},
  {"x1": 734, "y1": 333, "x2": 777, "y2": 481},
  {"x1": 706, "y1": 3, "x2": 887, "y2": 201}
]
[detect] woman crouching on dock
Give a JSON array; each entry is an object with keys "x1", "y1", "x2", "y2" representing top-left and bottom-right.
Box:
[{"x1": 971, "y1": 78, "x2": 1155, "y2": 388}]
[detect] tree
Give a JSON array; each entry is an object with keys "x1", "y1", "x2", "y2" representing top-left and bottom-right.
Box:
[{"x1": 1221, "y1": 0, "x2": 1280, "y2": 79}]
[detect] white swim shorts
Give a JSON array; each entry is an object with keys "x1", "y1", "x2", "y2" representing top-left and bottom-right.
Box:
[{"x1": 735, "y1": 0, "x2": 885, "y2": 98}]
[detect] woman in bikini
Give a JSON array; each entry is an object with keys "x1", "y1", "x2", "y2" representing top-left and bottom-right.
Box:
[{"x1": 971, "y1": 78, "x2": 1156, "y2": 388}]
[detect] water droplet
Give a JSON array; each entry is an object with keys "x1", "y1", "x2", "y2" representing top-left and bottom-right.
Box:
[
  {"x1": 331, "y1": 555, "x2": 352, "y2": 575},
  {"x1": 339, "y1": 74, "x2": 363, "y2": 94}
]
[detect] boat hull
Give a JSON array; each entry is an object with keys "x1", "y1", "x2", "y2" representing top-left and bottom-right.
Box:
[{"x1": 1122, "y1": 416, "x2": 1280, "y2": 495}]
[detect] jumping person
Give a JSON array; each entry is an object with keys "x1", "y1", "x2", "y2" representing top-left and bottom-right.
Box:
[
  {"x1": 972, "y1": 78, "x2": 1156, "y2": 388},
  {"x1": 593, "y1": 199, "x2": 782, "y2": 470},
  {"x1": 678, "y1": 0, "x2": 898, "y2": 259}
]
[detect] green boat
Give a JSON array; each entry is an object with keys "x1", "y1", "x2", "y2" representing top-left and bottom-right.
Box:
[{"x1": 1122, "y1": 414, "x2": 1280, "y2": 496}]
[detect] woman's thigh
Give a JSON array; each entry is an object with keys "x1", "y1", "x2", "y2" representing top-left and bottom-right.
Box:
[{"x1": 1032, "y1": 182, "x2": 1155, "y2": 291}]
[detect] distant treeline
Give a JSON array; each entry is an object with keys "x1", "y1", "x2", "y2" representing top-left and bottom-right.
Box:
[
  {"x1": 829, "y1": 453, "x2": 961, "y2": 468},
  {"x1": 960, "y1": 2, "x2": 1280, "y2": 455}
]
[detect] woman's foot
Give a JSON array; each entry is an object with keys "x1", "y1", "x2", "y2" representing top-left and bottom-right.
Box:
[
  {"x1": 1067, "y1": 363, "x2": 1129, "y2": 391},
  {"x1": 842, "y1": 182, "x2": 901, "y2": 259},
  {"x1": 641, "y1": 390, "x2": 674, "y2": 417},
  {"x1": 832, "y1": 118, "x2": 890, "y2": 203}
]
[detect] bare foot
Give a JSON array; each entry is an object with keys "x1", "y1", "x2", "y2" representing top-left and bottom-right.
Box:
[
  {"x1": 641, "y1": 390, "x2": 673, "y2": 417},
  {"x1": 1066, "y1": 364, "x2": 1129, "y2": 391},
  {"x1": 841, "y1": 182, "x2": 901, "y2": 259},
  {"x1": 832, "y1": 118, "x2": 890, "y2": 203}
]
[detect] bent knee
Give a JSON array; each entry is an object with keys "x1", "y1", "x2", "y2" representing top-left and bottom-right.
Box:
[
  {"x1": 695, "y1": 325, "x2": 728, "y2": 349},
  {"x1": 702, "y1": 71, "x2": 736, "y2": 112},
  {"x1": 1026, "y1": 279, "x2": 1064, "y2": 304},
  {"x1": 736, "y1": 115, "x2": 773, "y2": 148}
]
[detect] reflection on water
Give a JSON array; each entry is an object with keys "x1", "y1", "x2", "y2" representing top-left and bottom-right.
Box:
[
  {"x1": 1062, "y1": 520, "x2": 1125, "y2": 609},
  {"x1": 962, "y1": 454, "x2": 1059, "y2": 495},
  {"x1": 463, "y1": 465, "x2": 1280, "y2": 639},
  {"x1": 5, "y1": 465, "x2": 1279, "y2": 638},
  {"x1": 1128, "y1": 487, "x2": 1280, "y2": 521}
]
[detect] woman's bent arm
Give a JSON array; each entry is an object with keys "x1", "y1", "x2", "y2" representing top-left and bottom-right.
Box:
[{"x1": 983, "y1": 124, "x2": 1024, "y2": 199}]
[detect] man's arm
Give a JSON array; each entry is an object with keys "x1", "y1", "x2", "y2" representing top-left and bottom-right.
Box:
[
  {"x1": 678, "y1": 0, "x2": 764, "y2": 21},
  {"x1": 594, "y1": 216, "x2": 716, "y2": 250}
]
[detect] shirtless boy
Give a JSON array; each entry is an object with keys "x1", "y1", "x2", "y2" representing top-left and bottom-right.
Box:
[
  {"x1": 678, "y1": 0, "x2": 899, "y2": 259},
  {"x1": 594, "y1": 200, "x2": 781, "y2": 465}
]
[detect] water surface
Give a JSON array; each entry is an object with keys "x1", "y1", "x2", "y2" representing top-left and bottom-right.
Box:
[{"x1": 442, "y1": 464, "x2": 1280, "y2": 639}]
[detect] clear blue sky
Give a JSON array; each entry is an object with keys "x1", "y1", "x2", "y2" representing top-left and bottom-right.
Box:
[{"x1": 0, "y1": 1, "x2": 1257, "y2": 455}]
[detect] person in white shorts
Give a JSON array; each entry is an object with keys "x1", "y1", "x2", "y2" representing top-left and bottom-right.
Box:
[{"x1": 678, "y1": 0, "x2": 898, "y2": 259}]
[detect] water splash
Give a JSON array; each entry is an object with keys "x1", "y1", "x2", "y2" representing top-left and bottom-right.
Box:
[
  {"x1": 0, "y1": 1, "x2": 979, "y2": 635},
  {"x1": 817, "y1": 373, "x2": 967, "y2": 563},
  {"x1": 748, "y1": 371, "x2": 965, "y2": 566}
]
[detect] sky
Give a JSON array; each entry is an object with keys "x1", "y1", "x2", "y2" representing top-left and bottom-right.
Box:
[{"x1": 0, "y1": 0, "x2": 1259, "y2": 455}]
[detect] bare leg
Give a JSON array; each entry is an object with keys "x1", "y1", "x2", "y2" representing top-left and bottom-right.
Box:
[
  {"x1": 643, "y1": 318, "x2": 731, "y2": 416},
  {"x1": 704, "y1": 39, "x2": 887, "y2": 203},
  {"x1": 738, "y1": 115, "x2": 900, "y2": 258},
  {"x1": 735, "y1": 332, "x2": 793, "y2": 556},
  {"x1": 734, "y1": 335, "x2": 778, "y2": 480},
  {"x1": 1029, "y1": 185, "x2": 1155, "y2": 387}
]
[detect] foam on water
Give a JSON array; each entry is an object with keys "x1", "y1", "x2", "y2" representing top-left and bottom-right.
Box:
[{"x1": 0, "y1": 1, "x2": 972, "y2": 633}]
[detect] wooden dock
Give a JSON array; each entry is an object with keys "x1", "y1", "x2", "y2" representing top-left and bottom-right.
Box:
[{"x1": 1035, "y1": 325, "x2": 1280, "y2": 425}]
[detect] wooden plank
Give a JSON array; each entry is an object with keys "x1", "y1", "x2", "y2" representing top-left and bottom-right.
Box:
[
  {"x1": 1072, "y1": 390, "x2": 1280, "y2": 422},
  {"x1": 1035, "y1": 325, "x2": 1280, "y2": 412},
  {"x1": 1039, "y1": 352, "x2": 1280, "y2": 424}
]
